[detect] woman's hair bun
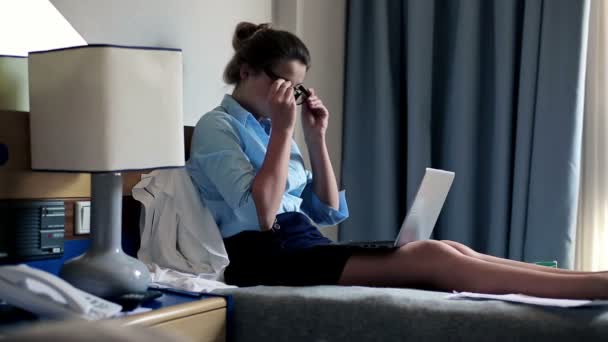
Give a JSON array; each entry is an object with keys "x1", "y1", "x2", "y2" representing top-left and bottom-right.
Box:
[
  {"x1": 223, "y1": 21, "x2": 309, "y2": 85},
  {"x1": 232, "y1": 22, "x2": 271, "y2": 50}
]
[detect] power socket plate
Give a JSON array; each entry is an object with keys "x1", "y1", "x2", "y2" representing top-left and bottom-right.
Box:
[{"x1": 75, "y1": 201, "x2": 91, "y2": 235}]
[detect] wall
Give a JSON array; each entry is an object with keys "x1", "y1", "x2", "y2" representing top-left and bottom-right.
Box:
[
  {"x1": 0, "y1": 0, "x2": 86, "y2": 57},
  {"x1": 1, "y1": 0, "x2": 347, "y2": 239},
  {"x1": 50, "y1": 0, "x2": 273, "y2": 126},
  {"x1": 273, "y1": 0, "x2": 347, "y2": 240},
  {"x1": 53, "y1": 0, "x2": 348, "y2": 239}
]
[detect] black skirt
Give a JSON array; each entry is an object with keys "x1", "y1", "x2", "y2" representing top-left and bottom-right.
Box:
[{"x1": 223, "y1": 212, "x2": 379, "y2": 286}]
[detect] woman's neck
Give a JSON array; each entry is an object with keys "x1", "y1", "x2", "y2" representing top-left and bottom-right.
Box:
[{"x1": 232, "y1": 86, "x2": 263, "y2": 120}]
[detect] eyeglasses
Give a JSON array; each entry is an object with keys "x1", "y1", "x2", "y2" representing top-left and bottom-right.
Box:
[{"x1": 263, "y1": 67, "x2": 311, "y2": 105}]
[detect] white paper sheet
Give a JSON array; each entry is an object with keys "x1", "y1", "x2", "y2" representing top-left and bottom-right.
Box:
[{"x1": 447, "y1": 291, "x2": 608, "y2": 308}]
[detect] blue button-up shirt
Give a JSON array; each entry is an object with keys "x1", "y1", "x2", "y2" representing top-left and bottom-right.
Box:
[{"x1": 187, "y1": 94, "x2": 349, "y2": 238}]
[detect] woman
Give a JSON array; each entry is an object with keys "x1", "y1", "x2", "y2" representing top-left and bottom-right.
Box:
[{"x1": 188, "y1": 22, "x2": 608, "y2": 298}]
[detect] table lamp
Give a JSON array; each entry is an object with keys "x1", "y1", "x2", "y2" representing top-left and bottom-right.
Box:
[{"x1": 28, "y1": 45, "x2": 184, "y2": 298}]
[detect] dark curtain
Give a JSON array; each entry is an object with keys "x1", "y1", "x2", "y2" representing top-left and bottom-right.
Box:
[{"x1": 341, "y1": 0, "x2": 589, "y2": 268}]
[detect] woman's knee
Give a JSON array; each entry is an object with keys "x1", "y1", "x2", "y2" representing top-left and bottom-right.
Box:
[
  {"x1": 440, "y1": 240, "x2": 478, "y2": 257},
  {"x1": 440, "y1": 240, "x2": 467, "y2": 249},
  {"x1": 398, "y1": 240, "x2": 462, "y2": 261},
  {"x1": 395, "y1": 240, "x2": 466, "y2": 285}
]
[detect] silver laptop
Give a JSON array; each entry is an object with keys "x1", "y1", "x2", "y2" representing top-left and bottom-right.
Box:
[{"x1": 345, "y1": 168, "x2": 455, "y2": 249}]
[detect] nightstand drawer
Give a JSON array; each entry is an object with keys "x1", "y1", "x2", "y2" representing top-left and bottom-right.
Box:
[
  {"x1": 152, "y1": 308, "x2": 225, "y2": 342},
  {"x1": 121, "y1": 297, "x2": 227, "y2": 342}
]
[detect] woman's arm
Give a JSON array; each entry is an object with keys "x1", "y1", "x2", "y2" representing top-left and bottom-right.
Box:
[
  {"x1": 305, "y1": 135, "x2": 339, "y2": 209},
  {"x1": 251, "y1": 129, "x2": 293, "y2": 230},
  {"x1": 302, "y1": 89, "x2": 339, "y2": 209},
  {"x1": 251, "y1": 79, "x2": 297, "y2": 230}
]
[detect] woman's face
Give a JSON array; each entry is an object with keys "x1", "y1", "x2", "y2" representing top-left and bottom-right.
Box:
[{"x1": 240, "y1": 59, "x2": 307, "y2": 117}]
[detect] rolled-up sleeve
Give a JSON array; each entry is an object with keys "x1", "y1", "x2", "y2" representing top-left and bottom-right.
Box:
[
  {"x1": 300, "y1": 171, "x2": 349, "y2": 226},
  {"x1": 188, "y1": 113, "x2": 258, "y2": 223}
]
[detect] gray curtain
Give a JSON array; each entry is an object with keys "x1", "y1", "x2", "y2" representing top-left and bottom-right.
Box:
[{"x1": 341, "y1": 0, "x2": 589, "y2": 268}]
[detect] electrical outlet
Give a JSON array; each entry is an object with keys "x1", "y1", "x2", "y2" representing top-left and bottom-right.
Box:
[{"x1": 75, "y1": 201, "x2": 91, "y2": 235}]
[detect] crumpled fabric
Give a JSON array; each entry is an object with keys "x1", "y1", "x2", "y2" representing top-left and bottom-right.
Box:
[
  {"x1": 147, "y1": 263, "x2": 235, "y2": 293},
  {"x1": 132, "y1": 168, "x2": 231, "y2": 291}
]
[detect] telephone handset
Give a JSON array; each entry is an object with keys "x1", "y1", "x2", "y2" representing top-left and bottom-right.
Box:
[{"x1": 0, "y1": 264, "x2": 122, "y2": 320}]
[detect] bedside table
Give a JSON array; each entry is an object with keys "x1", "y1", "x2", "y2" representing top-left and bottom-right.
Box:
[
  {"x1": 0, "y1": 294, "x2": 229, "y2": 342},
  {"x1": 8, "y1": 245, "x2": 229, "y2": 341},
  {"x1": 120, "y1": 295, "x2": 227, "y2": 342}
]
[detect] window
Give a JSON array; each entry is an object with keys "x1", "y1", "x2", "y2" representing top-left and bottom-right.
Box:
[{"x1": 575, "y1": 0, "x2": 608, "y2": 271}]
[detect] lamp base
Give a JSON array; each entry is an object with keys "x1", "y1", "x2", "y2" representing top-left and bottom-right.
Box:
[
  {"x1": 60, "y1": 250, "x2": 151, "y2": 298},
  {"x1": 59, "y1": 172, "x2": 151, "y2": 298}
]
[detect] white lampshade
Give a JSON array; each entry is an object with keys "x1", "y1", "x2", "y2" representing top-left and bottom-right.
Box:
[{"x1": 28, "y1": 45, "x2": 184, "y2": 172}]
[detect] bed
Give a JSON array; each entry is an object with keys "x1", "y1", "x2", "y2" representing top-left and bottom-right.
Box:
[
  {"x1": 214, "y1": 285, "x2": 608, "y2": 341},
  {"x1": 125, "y1": 126, "x2": 608, "y2": 341}
]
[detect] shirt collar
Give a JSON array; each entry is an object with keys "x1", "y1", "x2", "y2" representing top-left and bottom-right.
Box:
[
  {"x1": 220, "y1": 94, "x2": 274, "y2": 136},
  {"x1": 220, "y1": 94, "x2": 259, "y2": 127}
]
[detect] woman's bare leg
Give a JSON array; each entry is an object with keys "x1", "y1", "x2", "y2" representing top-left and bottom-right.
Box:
[
  {"x1": 338, "y1": 240, "x2": 608, "y2": 299},
  {"x1": 439, "y1": 240, "x2": 603, "y2": 275}
]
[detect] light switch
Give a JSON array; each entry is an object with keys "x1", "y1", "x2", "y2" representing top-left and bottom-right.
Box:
[{"x1": 75, "y1": 201, "x2": 91, "y2": 235}]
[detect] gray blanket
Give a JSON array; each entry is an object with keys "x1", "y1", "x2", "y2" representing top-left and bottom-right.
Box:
[{"x1": 216, "y1": 286, "x2": 608, "y2": 341}]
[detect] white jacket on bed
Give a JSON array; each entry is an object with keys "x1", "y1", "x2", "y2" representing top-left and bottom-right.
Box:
[{"x1": 132, "y1": 168, "x2": 230, "y2": 287}]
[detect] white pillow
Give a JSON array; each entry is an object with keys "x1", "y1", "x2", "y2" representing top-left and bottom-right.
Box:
[{"x1": 132, "y1": 168, "x2": 229, "y2": 280}]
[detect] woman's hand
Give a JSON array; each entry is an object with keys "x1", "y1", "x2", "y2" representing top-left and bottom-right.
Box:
[
  {"x1": 301, "y1": 88, "x2": 329, "y2": 144},
  {"x1": 267, "y1": 79, "x2": 297, "y2": 133}
]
